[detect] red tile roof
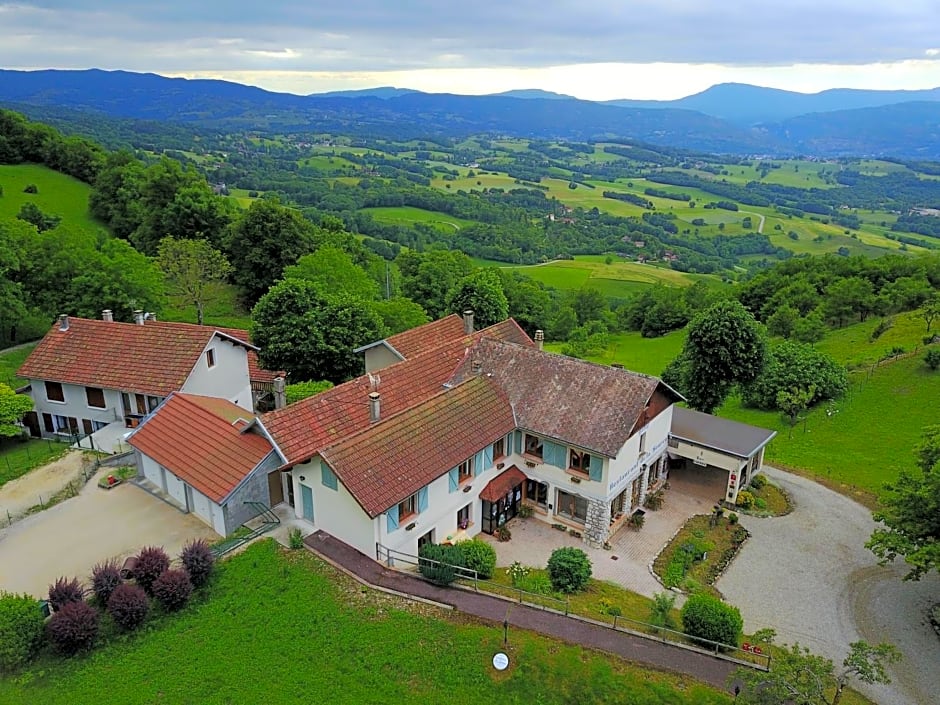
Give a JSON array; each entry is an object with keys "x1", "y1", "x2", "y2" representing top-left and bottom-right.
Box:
[
  {"x1": 449, "y1": 338, "x2": 681, "y2": 457},
  {"x1": 16, "y1": 317, "x2": 275, "y2": 395},
  {"x1": 262, "y1": 318, "x2": 533, "y2": 466},
  {"x1": 321, "y1": 376, "x2": 515, "y2": 517},
  {"x1": 383, "y1": 314, "x2": 467, "y2": 358},
  {"x1": 479, "y1": 466, "x2": 526, "y2": 502},
  {"x1": 128, "y1": 393, "x2": 273, "y2": 503}
]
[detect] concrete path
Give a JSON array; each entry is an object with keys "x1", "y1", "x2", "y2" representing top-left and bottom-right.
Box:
[
  {"x1": 0, "y1": 449, "x2": 89, "y2": 524},
  {"x1": 717, "y1": 467, "x2": 940, "y2": 705},
  {"x1": 0, "y1": 466, "x2": 216, "y2": 598},
  {"x1": 306, "y1": 530, "x2": 740, "y2": 691}
]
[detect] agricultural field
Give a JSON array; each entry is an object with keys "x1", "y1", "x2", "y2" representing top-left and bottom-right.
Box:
[
  {"x1": 362, "y1": 206, "x2": 477, "y2": 231},
  {"x1": 0, "y1": 540, "x2": 732, "y2": 705},
  {"x1": 0, "y1": 164, "x2": 101, "y2": 232}
]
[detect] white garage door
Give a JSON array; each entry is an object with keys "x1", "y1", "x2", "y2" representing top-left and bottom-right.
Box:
[
  {"x1": 190, "y1": 488, "x2": 213, "y2": 523},
  {"x1": 165, "y1": 472, "x2": 187, "y2": 508}
]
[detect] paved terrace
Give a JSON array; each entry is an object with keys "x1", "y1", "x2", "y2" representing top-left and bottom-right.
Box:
[{"x1": 304, "y1": 530, "x2": 740, "y2": 692}]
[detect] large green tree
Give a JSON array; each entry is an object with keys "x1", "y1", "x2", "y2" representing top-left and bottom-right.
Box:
[
  {"x1": 0, "y1": 383, "x2": 33, "y2": 437},
  {"x1": 156, "y1": 237, "x2": 232, "y2": 326},
  {"x1": 445, "y1": 268, "x2": 509, "y2": 329},
  {"x1": 663, "y1": 300, "x2": 768, "y2": 413},
  {"x1": 742, "y1": 341, "x2": 847, "y2": 411},
  {"x1": 251, "y1": 279, "x2": 386, "y2": 383},
  {"x1": 283, "y1": 246, "x2": 380, "y2": 301},
  {"x1": 397, "y1": 250, "x2": 473, "y2": 318},
  {"x1": 867, "y1": 425, "x2": 940, "y2": 579},
  {"x1": 227, "y1": 198, "x2": 320, "y2": 304}
]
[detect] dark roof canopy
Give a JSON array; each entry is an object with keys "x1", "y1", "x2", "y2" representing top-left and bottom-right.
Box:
[{"x1": 670, "y1": 407, "x2": 776, "y2": 459}]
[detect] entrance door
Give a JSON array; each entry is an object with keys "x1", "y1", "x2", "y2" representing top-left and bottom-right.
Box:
[
  {"x1": 417, "y1": 530, "x2": 434, "y2": 552},
  {"x1": 267, "y1": 471, "x2": 284, "y2": 505},
  {"x1": 300, "y1": 484, "x2": 314, "y2": 522}
]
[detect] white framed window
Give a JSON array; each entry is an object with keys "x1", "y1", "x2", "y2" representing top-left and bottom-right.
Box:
[{"x1": 45, "y1": 381, "x2": 65, "y2": 403}]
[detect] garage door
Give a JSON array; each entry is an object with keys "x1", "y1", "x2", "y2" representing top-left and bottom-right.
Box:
[
  {"x1": 165, "y1": 472, "x2": 187, "y2": 508},
  {"x1": 190, "y1": 488, "x2": 213, "y2": 524}
]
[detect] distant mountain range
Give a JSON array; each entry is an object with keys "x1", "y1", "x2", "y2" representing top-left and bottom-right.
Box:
[{"x1": 2, "y1": 69, "x2": 940, "y2": 157}]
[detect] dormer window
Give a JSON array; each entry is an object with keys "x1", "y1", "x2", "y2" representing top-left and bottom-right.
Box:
[{"x1": 206, "y1": 349, "x2": 216, "y2": 368}]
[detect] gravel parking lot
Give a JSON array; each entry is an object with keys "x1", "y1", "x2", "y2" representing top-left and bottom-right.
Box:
[{"x1": 718, "y1": 467, "x2": 939, "y2": 705}]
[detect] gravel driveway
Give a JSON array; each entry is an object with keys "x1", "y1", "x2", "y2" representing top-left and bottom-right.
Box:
[{"x1": 718, "y1": 467, "x2": 939, "y2": 705}]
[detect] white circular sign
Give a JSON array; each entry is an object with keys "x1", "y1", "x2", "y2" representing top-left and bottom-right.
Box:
[{"x1": 492, "y1": 652, "x2": 509, "y2": 671}]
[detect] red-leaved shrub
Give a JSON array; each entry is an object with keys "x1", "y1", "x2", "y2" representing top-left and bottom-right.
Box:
[
  {"x1": 47, "y1": 577, "x2": 84, "y2": 613},
  {"x1": 106, "y1": 584, "x2": 149, "y2": 631},
  {"x1": 152, "y1": 569, "x2": 193, "y2": 612},
  {"x1": 46, "y1": 601, "x2": 99, "y2": 655},
  {"x1": 179, "y1": 539, "x2": 214, "y2": 589},
  {"x1": 91, "y1": 559, "x2": 122, "y2": 606},
  {"x1": 134, "y1": 546, "x2": 169, "y2": 595}
]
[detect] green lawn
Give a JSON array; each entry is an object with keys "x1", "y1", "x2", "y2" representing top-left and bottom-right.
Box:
[
  {"x1": 546, "y1": 330, "x2": 686, "y2": 377},
  {"x1": 0, "y1": 438, "x2": 71, "y2": 488},
  {"x1": 0, "y1": 343, "x2": 36, "y2": 388},
  {"x1": 0, "y1": 540, "x2": 731, "y2": 705},
  {"x1": 0, "y1": 164, "x2": 100, "y2": 231},
  {"x1": 362, "y1": 205, "x2": 478, "y2": 230},
  {"x1": 160, "y1": 284, "x2": 253, "y2": 330}
]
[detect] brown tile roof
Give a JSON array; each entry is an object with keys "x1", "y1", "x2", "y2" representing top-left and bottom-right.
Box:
[
  {"x1": 128, "y1": 393, "x2": 273, "y2": 503},
  {"x1": 17, "y1": 317, "x2": 258, "y2": 397},
  {"x1": 449, "y1": 338, "x2": 681, "y2": 457},
  {"x1": 479, "y1": 466, "x2": 526, "y2": 502},
  {"x1": 670, "y1": 407, "x2": 776, "y2": 458},
  {"x1": 383, "y1": 314, "x2": 466, "y2": 358},
  {"x1": 262, "y1": 318, "x2": 533, "y2": 466},
  {"x1": 321, "y1": 376, "x2": 515, "y2": 517}
]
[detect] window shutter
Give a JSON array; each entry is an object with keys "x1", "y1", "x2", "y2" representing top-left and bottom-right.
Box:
[
  {"x1": 588, "y1": 455, "x2": 603, "y2": 482},
  {"x1": 483, "y1": 444, "x2": 494, "y2": 470},
  {"x1": 474, "y1": 450, "x2": 485, "y2": 475},
  {"x1": 417, "y1": 487, "x2": 428, "y2": 513},
  {"x1": 543, "y1": 440, "x2": 564, "y2": 468},
  {"x1": 513, "y1": 430, "x2": 522, "y2": 454},
  {"x1": 386, "y1": 509, "x2": 399, "y2": 533},
  {"x1": 321, "y1": 465, "x2": 338, "y2": 491},
  {"x1": 448, "y1": 467, "x2": 459, "y2": 492}
]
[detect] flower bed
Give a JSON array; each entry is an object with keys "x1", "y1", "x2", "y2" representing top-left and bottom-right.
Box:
[{"x1": 652, "y1": 515, "x2": 749, "y2": 596}]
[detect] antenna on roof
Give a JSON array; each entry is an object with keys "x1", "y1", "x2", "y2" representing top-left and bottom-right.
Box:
[{"x1": 368, "y1": 373, "x2": 381, "y2": 391}]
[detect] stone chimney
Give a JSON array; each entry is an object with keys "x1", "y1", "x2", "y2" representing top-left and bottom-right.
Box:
[
  {"x1": 471, "y1": 359, "x2": 483, "y2": 375},
  {"x1": 101, "y1": 309, "x2": 113, "y2": 322},
  {"x1": 369, "y1": 392, "x2": 381, "y2": 423},
  {"x1": 133, "y1": 310, "x2": 145, "y2": 325},
  {"x1": 272, "y1": 376, "x2": 287, "y2": 409},
  {"x1": 58, "y1": 314, "x2": 69, "y2": 331},
  {"x1": 463, "y1": 309, "x2": 474, "y2": 335},
  {"x1": 535, "y1": 330, "x2": 544, "y2": 351}
]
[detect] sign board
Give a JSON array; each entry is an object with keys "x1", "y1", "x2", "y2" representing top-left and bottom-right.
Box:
[{"x1": 492, "y1": 652, "x2": 509, "y2": 671}]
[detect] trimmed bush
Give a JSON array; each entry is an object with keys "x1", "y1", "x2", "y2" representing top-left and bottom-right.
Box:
[
  {"x1": 0, "y1": 592, "x2": 46, "y2": 672},
  {"x1": 152, "y1": 569, "x2": 193, "y2": 612},
  {"x1": 457, "y1": 539, "x2": 496, "y2": 579},
  {"x1": 107, "y1": 584, "x2": 150, "y2": 631},
  {"x1": 134, "y1": 546, "x2": 170, "y2": 595},
  {"x1": 48, "y1": 577, "x2": 84, "y2": 613},
  {"x1": 418, "y1": 543, "x2": 465, "y2": 586},
  {"x1": 736, "y1": 490, "x2": 755, "y2": 509},
  {"x1": 180, "y1": 539, "x2": 215, "y2": 589},
  {"x1": 547, "y1": 547, "x2": 592, "y2": 594},
  {"x1": 680, "y1": 593, "x2": 743, "y2": 647},
  {"x1": 46, "y1": 601, "x2": 99, "y2": 655},
  {"x1": 749, "y1": 474, "x2": 767, "y2": 490},
  {"x1": 91, "y1": 559, "x2": 122, "y2": 606},
  {"x1": 926, "y1": 348, "x2": 940, "y2": 371}
]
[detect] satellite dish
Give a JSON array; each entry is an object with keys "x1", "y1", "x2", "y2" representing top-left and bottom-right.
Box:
[{"x1": 492, "y1": 652, "x2": 509, "y2": 671}]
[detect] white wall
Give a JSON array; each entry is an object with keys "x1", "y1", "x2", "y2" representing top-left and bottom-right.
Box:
[
  {"x1": 181, "y1": 337, "x2": 253, "y2": 411},
  {"x1": 607, "y1": 405, "x2": 673, "y2": 503},
  {"x1": 139, "y1": 453, "x2": 165, "y2": 490},
  {"x1": 364, "y1": 345, "x2": 402, "y2": 373},
  {"x1": 29, "y1": 379, "x2": 124, "y2": 430}
]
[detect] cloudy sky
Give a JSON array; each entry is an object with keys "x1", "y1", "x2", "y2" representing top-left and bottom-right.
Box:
[{"x1": 2, "y1": 2, "x2": 939, "y2": 99}]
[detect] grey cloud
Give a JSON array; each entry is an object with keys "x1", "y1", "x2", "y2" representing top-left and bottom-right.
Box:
[{"x1": 2, "y1": 1, "x2": 938, "y2": 72}]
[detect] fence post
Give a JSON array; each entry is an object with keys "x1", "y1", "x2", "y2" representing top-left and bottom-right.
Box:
[
  {"x1": 565, "y1": 597, "x2": 569, "y2": 616},
  {"x1": 612, "y1": 615, "x2": 618, "y2": 630},
  {"x1": 39, "y1": 494, "x2": 44, "y2": 509}
]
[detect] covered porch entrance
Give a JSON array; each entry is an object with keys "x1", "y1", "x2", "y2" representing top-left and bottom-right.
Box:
[{"x1": 480, "y1": 465, "x2": 525, "y2": 534}]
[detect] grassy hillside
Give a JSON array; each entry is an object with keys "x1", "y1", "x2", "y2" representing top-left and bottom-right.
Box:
[
  {"x1": 545, "y1": 329, "x2": 686, "y2": 376},
  {"x1": 0, "y1": 540, "x2": 732, "y2": 705},
  {"x1": 0, "y1": 164, "x2": 100, "y2": 231},
  {"x1": 362, "y1": 205, "x2": 477, "y2": 231}
]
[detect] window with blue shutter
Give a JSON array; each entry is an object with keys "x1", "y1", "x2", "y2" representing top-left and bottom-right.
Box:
[
  {"x1": 321, "y1": 465, "x2": 338, "y2": 491},
  {"x1": 417, "y1": 487, "x2": 428, "y2": 513},
  {"x1": 474, "y1": 450, "x2": 485, "y2": 475},
  {"x1": 386, "y1": 510, "x2": 399, "y2": 533},
  {"x1": 483, "y1": 444, "x2": 494, "y2": 471},
  {"x1": 513, "y1": 430, "x2": 523, "y2": 454},
  {"x1": 448, "y1": 467, "x2": 459, "y2": 493},
  {"x1": 543, "y1": 440, "x2": 565, "y2": 468},
  {"x1": 588, "y1": 455, "x2": 603, "y2": 482}
]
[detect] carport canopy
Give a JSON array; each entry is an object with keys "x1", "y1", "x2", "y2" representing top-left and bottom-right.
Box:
[{"x1": 669, "y1": 407, "x2": 776, "y2": 472}]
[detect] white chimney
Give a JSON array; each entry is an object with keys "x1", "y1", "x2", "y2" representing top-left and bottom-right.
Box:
[
  {"x1": 144, "y1": 312, "x2": 157, "y2": 322},
  {"x1": 133, "y1": 310, "x2": 145, "y2": 325},
  {"x1": 58, "y1": 314, "x2": 69, "y2": 331},
  {"x1": 369, "y1": 392, "x2": 381, "y2": 423},
  {"x1": 273, "y1": 376, "x2": 287, "y2": 409},
  {"x1": 535, "y1": 330, "x2": 544, "y2": 351},
  {"x1": 463, "y1": 309, "x2": 474, "y2": 335},
  {"x1": 101, "y1": 309, "x2": 113, "y2": 322}
]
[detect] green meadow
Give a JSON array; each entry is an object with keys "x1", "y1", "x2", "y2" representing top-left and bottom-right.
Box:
[
  {"x1": 0, "y1": 164, "x2": 101, "y2": 231},
  {"x1": 545, "y1": 329, "x2": 687, "y2": 377},
  {"x1": 362, "y1": 205, "x2": 478, "y2": 230}
]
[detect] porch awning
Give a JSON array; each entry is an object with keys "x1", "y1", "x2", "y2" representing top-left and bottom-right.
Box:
[{"x1": 480, "y1": 466, "x2": 526, "y2": 502}]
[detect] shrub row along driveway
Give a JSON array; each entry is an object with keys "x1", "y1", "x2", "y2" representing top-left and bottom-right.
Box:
[{"x1": 717, "y1": 467, "x2": 940, "y2": 705}]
